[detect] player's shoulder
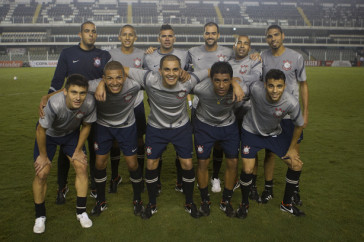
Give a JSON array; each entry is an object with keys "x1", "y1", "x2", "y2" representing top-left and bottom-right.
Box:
[
  {"x1": 83, "y1": 93, "x2": 96, "y2": 108},
  {"x1": 285, "y1": 48, "x2": 302, "y2": 57},
  {"x1": 281, "y1": 91, "x2": 299, "y2": 106},
  {"x1": 94, "y1": 47, "x2": 111, "y2": 57},
  {"x1": 260, "y1": 49, "x2": 270, "y2": 57},
  {"x1": 48, "y1": 92, "x2": 65, "y2": 111},
  {"x1": 218, "y1": 45, "x2": 233, "y2": 53},
  {"x1": 188, "y1": 45, "x2": 204, "y2": 53},
  {"x1": 108, "y1": 47, "x2": 121, "y2": 55}
]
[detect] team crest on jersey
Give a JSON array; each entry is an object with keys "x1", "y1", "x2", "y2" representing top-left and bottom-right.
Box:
[
  {"x1": 197, "y1": 145, "x2": 204, "y2": 154},
  {"x1": 94, "y1": 142, "x2": 99, "y2": 151},
  {"x1": 146, "y1": 146, "x2": 152, "y2": 156},
  {"x1": 243, "y1": 146, "x2": 250, "y2": 155},
  {"x1": 134, "y1": 58, "x2": 142, "y2": 68},
  {"x1": 239, "y1": 65, "x2": 249, "y2": 75},
  {"x1": 273, "y1": 108, "x2": 286, "y2": 118},
  {"x1": 217, "y1": 54, "x2": 227, "y2": 62},
  {"x1": 282, "y1": 60, "x2": 292, "y2": 71},
  {"x1": 76, "y1": 111, "x2": 85, "y2": 119},
  {"x1": 124, "y1": 94, "x2": 133, "y2": 103},
  {"x1": 94, "y1": 57, "x2": 101, "y2": 67},
  {"x1": 177, "y1": 90, "x2": 187, "y2": 99}
]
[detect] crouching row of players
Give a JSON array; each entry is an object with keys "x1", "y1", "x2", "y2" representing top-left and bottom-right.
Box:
[{"x1": 32, "y1": 55, "x2": 304, "y2": 234}]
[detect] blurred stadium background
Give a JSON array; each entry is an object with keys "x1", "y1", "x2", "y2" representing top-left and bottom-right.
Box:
[{"x1": 0, "y1": 0, "x2": 364, "y2": 68}]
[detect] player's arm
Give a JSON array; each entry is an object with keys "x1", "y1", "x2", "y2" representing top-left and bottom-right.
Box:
[
  {"x1": 231, "y1": 77, "x2": 245, "y2": 102},
  {"x1": 282, "y1": 125, "x2": 304, "y2": 169},
  {"x1": 300, "y1": 81, "x2": 309, "y2": 128},
  {"x1": 71, "y1": 121, "x2": 92, "y2": 166},
  {"x1": 34, "y1": 125, "x2": 51, "y2": 175},
  {"x1": 48, "y1": 50, "x2": 68, "y2": 94},
  {"x1": 249, "y1": 52, "x2": 262, "y2": 62},
  {"x1": 145, "y1": 46, "x2": 157, "y2": 55},
  {"x1": 39, "y1": 89, "x2": 64, "y2": 118}
]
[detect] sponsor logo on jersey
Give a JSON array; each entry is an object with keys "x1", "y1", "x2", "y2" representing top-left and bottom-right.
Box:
[
  {"x1": 146, "y1": 146, "x2": 152, "y2": 156},
  {"x1": 94, "y1": 57, "x2": 101, "y2": 67},
  {"x1": 134, "y1": 58, "x2": 142, "y2": 68},
  {"x1": 94, "y1": 142, "x2": 99, "y2": 151},
  {"x1": 73, "y1": 60, "x2": 79, "y2": 63},
  {"x1": 177, "y1": 90, "x2": 187, "y2": 99},
  {"x1": 239, "y1": 64, "x2": 249, "y2": 75},
  {"x1": 273, "y1": 108, "x2": 286, "y2": 118},
  {"x1": 76, "y1": 111, "x2": 85, "y2": 119},
  {"x1": 197, "y1": 145, "x2": 204, "y2": 154},
  {"x1": 124, "y1": 94, "x2": 133, "y2": 102},
  {"x1": 243, "y1": 146, "x2": 250, "y2": 155},
  {"x1": 282, "y1": 60, "x2": 292, "y2": 71}
]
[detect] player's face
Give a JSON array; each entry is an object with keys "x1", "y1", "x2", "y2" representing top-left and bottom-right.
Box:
[
  {"x1": 103, "y1": 69, "x2": 125, "y2": 94},
  {"x1": 158, "y1": 30, "x2": 175, "y2": 51},
  {"x1": 79, "y1": 23, "x2": 97, "y2": 49},
  {"x1": 64, "y1": 85, "x2": 88, "y2": 110},
  {"x1": 234, "y1": 36, "x2": 251, "y2": 59},
  {"x1": 203, "y1": 25, "x2": 220, "y2": 47},
  {"x1": 119, "y1": 27, "x2": 137, "y2": 48},
  {"x1": 212, "y1": 73, "x2": 232, "y2": 96},
  {"x1": 265, "y1": 78, "x2": 285, "y2": 103},
  {"x1": 266, "y1": 28, "x2": 284, "y2": 50},
  {"x1": 159, "y1": 60, "x2": 181, "y2": 88}
]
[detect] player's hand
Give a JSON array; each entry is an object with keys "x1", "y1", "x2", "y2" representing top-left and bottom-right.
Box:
[
  {"x1": 145, "y1": 47, "x2": 157, "y2": 55},
  {"x1": 39, "y1": 96, "x2": 48, "y2": 118},
  {"x1": 232, "y1": 77, "x2": 244, "y2": 102},
  {"x1": 95, "y1": 82, "x2": 106, "y2": 101},
  {"x1": 179, "y1": 70, "x2": 191, "y2": 83},
  {"x1": 34, "y1": 155, "x2": 51, "y2": 175},
  {"x1": 249, "y1": 52, "x2": 262, "y2": 62},
  {"x1": 282, "y1": 148, "x2": 303, "y2": 169},
  {"x1": 72, "y1": 150, "x2": 88, "y2": 166}
]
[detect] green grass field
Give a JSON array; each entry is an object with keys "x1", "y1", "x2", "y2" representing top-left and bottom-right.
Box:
[{"x1": 0, "y1": 67, "x2": 363, "y2": 241}]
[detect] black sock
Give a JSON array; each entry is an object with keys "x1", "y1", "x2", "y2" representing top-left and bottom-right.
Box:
[
  {"x1": 265, "y1": 179, "x2": 273, "y2": 191},
  {"x1": 182, "y1": 168, "x2": 195, "y2": 204},
  {"x1": 88, "y1": 131, "x2": 96, "y2": 190},
  {"x1": 145, "y1": 168, "x2": 158, "y2": 205},
  {"x1": 212, "y1": 148, "x2": 223, "y2": 179},
  {"x1": 157, "y1": 158, "x2": 162, "y2": 186},
  {"x1": 35, "y1": 201, "x2": 46, "y2": 218},
  {"x1": 222, "y1": 188, "x2": 233, "y2": 203},
  {"x1": 94, "y1": 168, "x2": 107, "y2": 203},
  {"x1": 57, "y1": 150, "x2": 69, "y2": 190},
  {"x1": 110, "y1": 146, "x2": 120, "y2": 180},
  {"x1": 129, "y1": 167, "x2": 143, "y2": 201},
  {"x1": 175, "y1": 155, "x2": 183, "y2": 184},
  {"x1": 76, "y1": 196, "x2": 87, "y2": 214},
  {"x1": 137, "y1": 147, "x2": 145, "y2": 178},
  {"x1": 239, "y1": 171, "x2": 252, "y2": 205},
  {"x1": 252, "y1": 175, "x2": 257, "y2": 187},
  {"x1": 283, "y1": 168, "x2": 301, "y2": 204},
  {"x1": 199, "y1": 186, "x2": 210, "y2": 202}
]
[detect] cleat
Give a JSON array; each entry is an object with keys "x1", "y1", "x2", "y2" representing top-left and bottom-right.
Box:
[
  {"x1": 210, "y1": 178, "x2": 221, "y2": 193},
  {"x1": 219, "y1": 201, "x2": 235, "y2": 217},
  {"x1": 236, "y1": 203, "x2": 249, "y2": 219},
  {"x1": 185, "y1": 203, "x2": 201, "y2": 218},
  {"x1": 156, "y1": 184, "x2": 162, "y2": 197},
  {"x1": 33, "y1": 216, "x2": 46, "y2": 234},
  {"x1": 56, "y1": 185, "x2": 69, "y2": 204},
  {"x1": 90, "y1": 189, "x2": 97, "y2": 199},
  {"x1": 261, "y1": 189, "x2": 273, "y2": 204},
  {"x1": 280, "y1": 202, "x2": 305, "y2": 216},
  {"x1": 199, "y1": 200, "x2": 211, "y2": 216},
  {"x1": 141, "y1": 203, "x2": 157, "y2": 219},
  {"x1": 175, "y1": 183, "x2": 183, "y2": 193},
  {"x1": 133, "y1": 200, "x2": 144, "y2": 216},
  {"x1": 91, "y1": 201, "x2": 107, "y2": 216},
  {"x1": 233, "y1": 180, "x2": 240, "y2": 192},
  {"x1": 291, "y1": 191, "x2": 303, "y2": 206},
  {"x1": 109, "y1": 175, "x2": 122, "y2": 193},
  {"x1": 249, "y1": 185, "x2": 262, "y2": 203},
  {"x1": 76, "y1": 212, "x2": 93, "y2": 228}
]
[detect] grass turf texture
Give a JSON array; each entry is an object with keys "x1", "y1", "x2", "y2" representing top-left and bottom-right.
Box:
[{"x1": 0, "y1": 67, "x2": 363, "y2": 241}]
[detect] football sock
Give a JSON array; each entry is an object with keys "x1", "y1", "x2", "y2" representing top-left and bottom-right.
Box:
[
  {"x1": 252, "y1": 174, "x2": 257, "y2": 187},
  {"x1": 35, "y1": 201, "x2": 46, "y2": 218},
  {"x1": 88, "y1": 131, "x2": 96, "y2": 190},
  {"x1": 157, "y1": 158, "x2": 162, "y2": 186},
  {"x1": 129, "y1": 167, "x2": 143, "y2": 201},
  {"x1": 283, "y1": 168, "x2": 301, "y2": 204},
  {"x1": 239, "y1": 171, "x2": 252, "y2": 205},
  {"x1": 110, "y1": 146, "x2": 120, "y2": 180},
  {"x1": 175, "y1": 154, "x2": 183, "y2": 185},
  {"x1": 212, "y1": 147, "x2": 223, "y2": 179},
  {"x1": 265, "y1": 179, "x2": 273, "y2": 191},
  {"x1": 76, "y1": 196, "x2": 87, "y2": 214},
  {"x1": 222, "y1": 188, "x2": 233, "y2": 203},
  {"x1": 199, "y1": 186, "x2": 210, "y2": 202},
  {"x1": 57, "y1": 149, "x2": 69, "y2": 190},
  {"x1": 145, "y1": 168, "x2": 158, "y2": 206},
  {"x1": 94, "y1": 168, "x2": 107, "y2": 202},
  {"x1": 182, "y1": 168, "x2": 195, "y2": 204},
  {"x1": 137, "y1": 146, "x2": 145, "y2": 179}
]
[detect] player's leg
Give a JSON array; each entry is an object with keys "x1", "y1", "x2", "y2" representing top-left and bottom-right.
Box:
[
  {"x1": 56, "y1": 149, "x2": 70, "y2": 204},
  {"x1": 91, "y1": 153, "x2": 109, "y2": 216},
  {"x1": 109, "y1": 140, "x2": 121, "y2": 193},
  {"x1": 124, "y1": 154, "x2": 143, "y2": 215},
  {"x1": 261, "y1": 150, "x2": 275, "y2": 204},
  {"x1": 249, "y1": 155, "x2": 261, "y2": 203},
  {"x1": 175, "y1": 152, "x2": 183, "y2": 192},
  {"x1": 88, "y1": 123, "x2": 97, "y2": 199},
  {"x1": 211, "y1": 142, "x2": 223, "y2": 193},
  {"x1": 197, "y1": 158, "x2": 211, "y2": 216},
  {"x1": 134, "y1": 101, "x2": 146, "y2": 193}
]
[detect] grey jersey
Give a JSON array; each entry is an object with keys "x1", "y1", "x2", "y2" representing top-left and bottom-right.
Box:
[
  {"x1": 193, "y1": 79, "x2": 240, "y2": 127},
  {"x1": 188, "y1": 45, "x2": 233, "y2": 71},
  {"x1": 88, "y1": 78, "x2": 141, "y2": 128},
  {"x1": 261, "y1": 48, "x2": 306, "y2": 100},
  {"x1": 128, "y1": 68, "x2": 208, "y2": 129},
  {"x1": 243, "y1": 81, "x2": 304, "y2": 136},
  {"x1": 109, "y1": 47, "x2": 144, "y2": 107},
  {"x1": 39, "y1": 92, "x2": 96, "y2": 137},
  {"x1": 143, "y1": 48, "x2": 189, "y2": 71}
]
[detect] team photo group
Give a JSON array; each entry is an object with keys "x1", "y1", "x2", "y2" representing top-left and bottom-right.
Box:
[{"x1": 32, "y1": 20, "x2": 308, "y2": 234}]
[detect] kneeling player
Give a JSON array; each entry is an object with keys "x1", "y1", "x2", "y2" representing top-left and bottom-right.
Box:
[
  {"x1": 32, "y1": 74, "x2": 96, "y2": 233},
  {"x1": 237, "y1": 69, "x2": 305, "y2": 219}
]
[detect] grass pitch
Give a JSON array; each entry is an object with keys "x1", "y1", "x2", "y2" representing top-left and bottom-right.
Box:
[{"x1": 0, "y1": 67, "x2": 363, "y2": 241}]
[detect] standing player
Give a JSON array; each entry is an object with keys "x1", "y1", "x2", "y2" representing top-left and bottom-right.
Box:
[
  {"x1": 33, "y1": 75, "x2": 96, "y2": 233},
  {"x1": 193, "y1": 62, "x2": 244, "y2": 217},
  {"x1": 236, "y1": 69, "x2": 305, "y2": 219},
  {"x1": 259, "y1": 25, "x2": 308, "y2": 205},
  {"x1": 89, "y1": 61, "x2": 143, "y2": 216},
  {"x1": 41, "y1": 21, "x2": 111, "y2": 203},
  {"x1": 188, "y1": 22, "x2": 233, "y2": 193},
  {"x1": 107, "y1": 24, "x2": 146, "y2": 193}
]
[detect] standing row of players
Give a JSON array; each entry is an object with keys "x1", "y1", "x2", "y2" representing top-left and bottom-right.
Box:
[{"x1": 32, "y1": 21, "x2": 308, "y2": 233}]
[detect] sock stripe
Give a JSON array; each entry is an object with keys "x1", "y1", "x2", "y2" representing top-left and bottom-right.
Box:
[
  {"x1": 286, "y1": 178, "x2": 299, "y2": 185},
  {"x1": 130, "y1": 177, "x2": 143, "y2": 183},
  {"x1": 95, "y1": 176, "x2": 107, "y2": 183},
  {"x1": 76, "y1": 206, "x2": 86, "y2": 209},
  {"x1": 145, "y1": 177, "x2": 158, "y2": 184},
  {"x1": 182, "y1": 177, "x2": 195, "y2": 183},
  {"x1": 239, "y1": 179, "x2": 252, "y2": 187}
]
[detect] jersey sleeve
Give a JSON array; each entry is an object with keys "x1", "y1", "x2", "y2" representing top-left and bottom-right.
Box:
[
  {"x1": 48, "y1": 50, "x2": 68, "y2": 94},
  {"x1": 128, "y1": 68, "x2": 150, "y2": 87},
  {"x1": 87, "y1": 78, "x2": 102, "y2": 94},
  {"x1": 38, "y1": 100, "x2": 56, "y2": 129},
  {"x1": 83, "y1": 96, "x2": 97, "y2": 124},
  {"x1": 289, "y1": 100, "x2": 304, "y2": 127},
  {"x1": 243, "y1": 60, "x2": 262, "y2": 85},
  {"x1": 296, "y1": 55, "x2": 307, "y2": 82},
  {"x1": 190, "y1": 70, "x2": 208, "y2": 85}
]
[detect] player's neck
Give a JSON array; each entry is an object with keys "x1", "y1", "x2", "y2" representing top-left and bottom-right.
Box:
[
  {"x1": 205, "y1": 44, "x2": 218, "y2": 52},
  {"x1": 235, "y1": 55, "x2": 248, "y2": 61},
  {"x1": 121, "y1": 46, "x2": 134, "y2": 54},
  {"x1": 159, "y1": 47, "x2": 174, "y2": 54},
  {"x1": 271, "y1": 46, "x2": 286, "y2": 56},
  {"x1": 79, "y1": 43, "x2": 95, "y2": 51}
]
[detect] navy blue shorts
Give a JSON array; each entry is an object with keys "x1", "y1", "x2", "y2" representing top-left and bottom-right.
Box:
[
  {"x1": 94, "y1": 123, "x2": 137, "y2": 156},
  {"x1": 134, "y1": 101, "x2": 146, "y2": 137},
  {"x1": 145, "y1": 122, "x2": 193, "y2": 159},
  {"x1": 281, "y1": 119, "x2": 303, "y2": 144},
  {"x1": 33, "y1": 130, "x2": 83, "y2": 161},
  {"x1": 241, "y1": 128, "x2": 291, "y2": 159},
  {"x1": 194, "y1": 118, "x2": 239, "y2": 159}
]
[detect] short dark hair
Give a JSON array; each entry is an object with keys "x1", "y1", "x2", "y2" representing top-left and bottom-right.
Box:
[
  {"x1": 265, "y1": 69, "x2": 286, "y2": 83},
  {"x1": 104, "y1": 61, "x2": 125, "y2": 79},
  {"x1": 119, "y1": 24, "x2": 136, "y2": 36},
  {"x1": 210, "y1": 62, "x2": 233, "y2": 79},
  {"x1": 160, "y1": 54, "x2": 181, "y2": 69},
  {"x1": 80, "y1": 21, "x2": 96, "y2": 32},
  {"x1": 266, "y1": 25, "x2": 283, "y2": 35},
  {"x1": 235, "y1": 35, "x2": 251, "y2": 45},
  {"x1": 204, "y1": 22, "x2": 219, "y2": 33},
  {"x1": 160, "y1": 24, "x2": 174, "y2": 35},
  {"x1": 65, "y1": 74, "x2": 89, "y2": 90}
]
